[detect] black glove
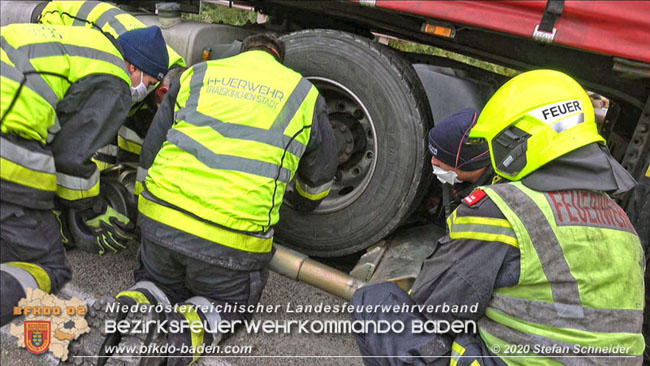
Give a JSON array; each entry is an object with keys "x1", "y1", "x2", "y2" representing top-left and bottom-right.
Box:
[{"x1": 84, "y1": 204, "x2": 135, "y2": 254}]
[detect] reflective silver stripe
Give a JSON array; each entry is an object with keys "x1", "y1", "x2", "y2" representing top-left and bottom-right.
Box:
[
  {"x1": 182, "y1": 61, "x2": 206, "y2": 111},
  {"x1": 97, "y1": 144, "x2": 119, "y2": 156},
  {"x1": 136, "y1": 166, "x2": 148, "y2": 182},
  {"x1": 118, "y1": 126, "x2": 143, "y2": 144},
  {"x1": 168, "y1": 128, "x2": 292, "y2": 183},
  {"x1": 46, "y1": 120, "x2": 61, "y2": 143},
  {"x1": 551, "y1": 113, "x2": 584, "y2": 133},
  {"x1": 450, "y1": 222, "x2": 517, "y2": 239},
  {"x1": 489, "y1": 293, "x2": 642, "y2": 334},
  {"x1": 271, "y1": 78, "x2": 313, "y2": 132},
  {"x1": 20, "y1": 43, "x2": 127, "y2": 74},
  {"x1": 176, "y1": 63, "x2": 307, "y2": 157},
  {"x1": 73, "y1": 1, "x2": 100, "y2": 26},
  {"x1": 95, "y1": 8, "x2": 128, "y2": 36},
  {"x1": 297, "y1": 179, "x2": 332, "y2": 195},
  {"x1": 185, "y1": 296, "x2": 223, "y2": 345},
  {"x1": 1, "y1": 37, "x2": 59, "y2": 110},
  {"x1": 0, "y1": 60, "x2": 25, "y2": 84},
  {"x1": 489, "y1": 184, "x2": 584, "y2": 318},
  {"x1": 1, "y1": 264, "x2": 39, "y2": 294},
  {"x1": 0, "y1": 60, "x2": 61, "y2": 142},
  {"x1": 178, "y1": 110, "x2": 307, "y2": 158},
  {"x1": 128, "y1": 281, "x2": 170, "y2": 306},
  {"x1": 56, "y1": 168, "x2": 99, "y2": 190},
  {"x1": 0, "y1": 136, "x2": 56, "y2": 174}
]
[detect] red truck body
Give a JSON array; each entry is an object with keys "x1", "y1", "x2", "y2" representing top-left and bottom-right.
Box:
[{"x1": 375, "y1": 0, "x2": 650, "y2": 63}]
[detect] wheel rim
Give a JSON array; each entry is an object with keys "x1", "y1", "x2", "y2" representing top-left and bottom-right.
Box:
[{"x1": 306, "y1": 77, "x2": 378, "y2": 214}]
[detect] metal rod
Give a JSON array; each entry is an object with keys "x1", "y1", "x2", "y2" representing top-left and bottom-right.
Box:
[{"x1": 269, "y1": 244, "x2": 366, "y2": 301}]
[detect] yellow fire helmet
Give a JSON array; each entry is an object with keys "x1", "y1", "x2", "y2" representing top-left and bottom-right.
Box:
[{"x1": 469, "y1": 70, "x2": 604, "y2": 181}]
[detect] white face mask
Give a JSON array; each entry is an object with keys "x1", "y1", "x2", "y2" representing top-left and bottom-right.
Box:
[
  {"x1": 130, "y1": 70, "x2": 148, "y2": 102},
  {"x1": 432, "y1": 165, "x2": 463, "y2": 185}
]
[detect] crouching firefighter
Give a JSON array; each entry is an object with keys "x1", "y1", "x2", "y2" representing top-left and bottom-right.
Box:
[
  {"x1": 98, "y1": 33, "x2": 337, "y2": 365},
  {"x1": 427, "y1": 108, "x2": 493, "y2": 220},
  {"x1": 35, "y1": 0, "x2": 187, "y2": 172},
  {"x1": 0, "y1": 23, "x2": 169, "y2": 325},
  {"x1": 351, "y1": 70, "x2": 645, "y2": 365}
]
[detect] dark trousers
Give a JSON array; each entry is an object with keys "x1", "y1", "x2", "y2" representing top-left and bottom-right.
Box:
[
  {"x1": 0, "y1": 202, "x2": 72, "y2": 325},
  {"x1": 134, "y1": 233, "x2": 269, "y2": 328},
  {"x1": 352, "y1": 282, "x2": 503, "y2": 366}
]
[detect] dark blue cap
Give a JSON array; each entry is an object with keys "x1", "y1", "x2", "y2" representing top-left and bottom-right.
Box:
[
  {"x1": 118, "y1": 26, "x2": 169, "y2": 81},
  {"x1": 428, "y1": 108, "x2": 490, "y2": 171}
]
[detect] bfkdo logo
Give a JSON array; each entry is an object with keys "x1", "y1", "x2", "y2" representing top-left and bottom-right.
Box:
[{"x1": 24, "y1": 320, "x2": 51, "y2": 354}]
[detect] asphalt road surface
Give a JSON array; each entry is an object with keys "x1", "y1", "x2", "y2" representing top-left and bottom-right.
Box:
[{"x1": 1, "y1": 243, "x2": 365, "y2": 366}]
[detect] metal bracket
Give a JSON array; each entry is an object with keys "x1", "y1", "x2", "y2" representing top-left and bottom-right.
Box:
[
  {"x1": 621, "y1": 95, "x2": 650, "y2": 179},
  {"x1": 533, "y1": 24, "x2": 557, "y2": 43},
  {"x1": 367, "y1": 225, "x2": 445, "y2": 291},
  {"x1": 533, "y1": 0, "x2": 564, "y2": 43}
]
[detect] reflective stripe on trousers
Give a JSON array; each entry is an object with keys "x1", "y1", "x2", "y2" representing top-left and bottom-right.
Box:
[
  {"x1": 185, "y1": 296, "x2": 223, "y2": 345},
  {"x1": 1, "y1": 262, "x2": 51, "y2": 294},
  {"x1": 117, "y1": 280, "x2": 171, "y2": 306}
]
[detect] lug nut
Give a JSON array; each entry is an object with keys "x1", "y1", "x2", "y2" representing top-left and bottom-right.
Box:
[
  {"x1": 345, "y1": 147, "x2": 353, "y2": 154},
  {"x1": 353, "y1": 109, "x2": 364, "y2": 119},
  {"x1": 339, "y1": 125, "x2": 347, "y2": 132}
]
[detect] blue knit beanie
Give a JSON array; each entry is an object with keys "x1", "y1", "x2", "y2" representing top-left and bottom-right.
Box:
[
  {"x1": 118, "y1": 26, "x2": 169, "y2": 81},
  {"x1": 428, "y1": 108, "x2": 490, "y2": 171}
]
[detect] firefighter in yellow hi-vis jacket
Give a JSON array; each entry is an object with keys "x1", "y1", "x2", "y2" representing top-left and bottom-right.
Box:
[
  {"x1": 0, "y1": 23, "x2": 168, "y2": 326},
  {"x1": 352, "y1": 70, "x2": 644, "y2": 366},
  {"x1": 96, "y1": 34, "x2": 337, "y2": 365},
  {"x1": 36, "y1": 0, "x2": 187, "y2": 172}
]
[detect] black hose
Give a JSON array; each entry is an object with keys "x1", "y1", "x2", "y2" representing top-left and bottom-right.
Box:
[{"x1": 442, "y1": 183, "x2": 452, "y2": 219}]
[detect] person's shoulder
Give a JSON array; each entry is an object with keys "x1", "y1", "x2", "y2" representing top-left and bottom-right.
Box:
[
  {"x1": 455, "y1": 186, "x2": 506, "y2": 220},
  {"x1": 448, "y1": 185, "x2": 518, "y2": 248}
]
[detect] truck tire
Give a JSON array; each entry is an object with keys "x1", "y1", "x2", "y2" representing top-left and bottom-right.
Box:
[{"x1": 276, "y1": 29, "x2": 433, "y2": 257}]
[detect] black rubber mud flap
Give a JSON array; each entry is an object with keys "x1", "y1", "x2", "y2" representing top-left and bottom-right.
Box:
[{"x1": 275, "y1": 30, "x2": 433, "y2": 257}]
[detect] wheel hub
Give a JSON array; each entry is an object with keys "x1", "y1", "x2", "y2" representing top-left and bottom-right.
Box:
[
  {"x1": 330, "y1": 115, "x2": 355, "y2": 164},
  {"x1": 304, "y1": 77, "x2": 378, "y2": 213}
]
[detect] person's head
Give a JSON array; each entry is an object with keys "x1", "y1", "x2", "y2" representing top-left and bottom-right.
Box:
[
  {"x1": 241, "y1": 33, "x2": 285, "y2": 63},
  {"x1": 154, "y1": 66, "x2": 187, "y2": 105},
  {"x1": 428, "y1": 108, "x2": 491, "y2": 185},
  {"x1": 118, "y1": 26, "x2": 169, "y2": 102},
  {"x1": 469, "y1": 70, "x2": 603, "y2": 181}
]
